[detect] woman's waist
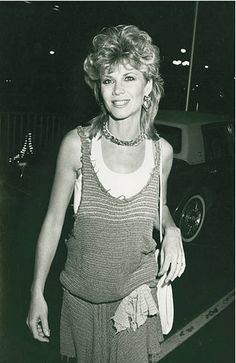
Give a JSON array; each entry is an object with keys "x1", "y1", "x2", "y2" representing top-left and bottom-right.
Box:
[
  {"x1": 60, "y1": 256, "x2": 158, "y2": 304},
  {"x1": 66, "y1": 236, "x2": 157, "y2": 265}
]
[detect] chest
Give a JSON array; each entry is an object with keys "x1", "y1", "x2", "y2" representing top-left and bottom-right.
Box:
[{"x1": 101, "y1": 138, "x2": 146, "y2": 174}]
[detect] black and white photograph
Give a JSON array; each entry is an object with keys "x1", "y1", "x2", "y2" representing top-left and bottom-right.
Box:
[{"x1": 0, "y1": 1, "x2": 234, "y2": 363}]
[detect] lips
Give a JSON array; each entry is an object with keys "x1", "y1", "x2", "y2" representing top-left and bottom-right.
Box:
[{"x1": 112, "y1": 100, "x2": 130, "y2": 107}]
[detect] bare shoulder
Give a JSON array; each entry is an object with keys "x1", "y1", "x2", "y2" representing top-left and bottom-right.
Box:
[
  {"x1": 58, "y1": 128, "x2": 82, "y2": 172},
  {"x1": 160, "y1": 137, "x2": 173, "y2": 163}
]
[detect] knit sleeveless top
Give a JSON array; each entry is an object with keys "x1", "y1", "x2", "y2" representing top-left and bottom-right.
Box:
[{"x1": 60, "y1": 126, "x2": 160, "y2": 304}]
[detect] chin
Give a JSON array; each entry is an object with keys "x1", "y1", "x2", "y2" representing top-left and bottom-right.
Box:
[
  {"x1": 108, "y1": 108, "x2": 139, "y2": 122},
  {"x1": 108, "y1": 111, "x2": 130, "y2": 121}
]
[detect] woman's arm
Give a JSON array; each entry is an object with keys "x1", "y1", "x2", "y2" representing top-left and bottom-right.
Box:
[
  {"x1": 155, "y1": 138, "x2": 186, "y2": 283},
  {"x1": 26, "y1": 129, "x2": 81, "y2": 342}
]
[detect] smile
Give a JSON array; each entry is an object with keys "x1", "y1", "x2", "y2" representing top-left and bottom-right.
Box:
[{"x1": 112, "y1": 100, "x2": 130, "y2": 107}]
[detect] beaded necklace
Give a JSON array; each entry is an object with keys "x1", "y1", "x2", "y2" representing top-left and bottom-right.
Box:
[{"x1": 102, "y1": 122, "x2": 146, "y2": 147}]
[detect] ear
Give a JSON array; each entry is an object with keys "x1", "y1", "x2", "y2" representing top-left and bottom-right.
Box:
[{"x1": 144, "y1": 79, "x2": 153, "y2": 96}]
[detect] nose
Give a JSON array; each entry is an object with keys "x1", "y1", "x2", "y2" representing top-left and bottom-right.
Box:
[{"x1": 112, "y1": 81, "x2": 125, "y2": 96}]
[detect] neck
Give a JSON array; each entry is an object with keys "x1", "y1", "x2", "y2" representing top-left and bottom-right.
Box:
[{"x1": 107, "y1": 118, "x2": 141, "y2": 141}]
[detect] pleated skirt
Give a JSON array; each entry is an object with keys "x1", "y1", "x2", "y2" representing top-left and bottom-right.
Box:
[{"x1": 60, "y1": 286, "x2": 164, "y2": 363}]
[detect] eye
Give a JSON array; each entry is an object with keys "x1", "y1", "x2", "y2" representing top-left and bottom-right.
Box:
[
  {"x1": 125, "y1": 75, "x2": 136, "y2": 81},
  {"x1": 102, "y1": 78, "x2": 112, "y2": 85}
]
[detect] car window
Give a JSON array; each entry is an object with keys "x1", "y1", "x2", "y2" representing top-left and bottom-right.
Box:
[
  {"x1": 202, "y1": 123, "x2": 234, "y2": 161},
  {"x1": 155, "y1": 125, "x2": 182, "y2": 153}
]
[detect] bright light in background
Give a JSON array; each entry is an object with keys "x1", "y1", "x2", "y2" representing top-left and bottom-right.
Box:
[
  {"x1": 5, "y1": 79, "x2": 12, "y2": 83},
  {"x1": 172, "y1": 60, "x2": 182, "y2": 66},
  {"x1": 181, "y1": 48, "x2": 186, "y2": 53},
  {"x1": 204, "y1": 65, "x2": 209, "y2": 69},
  {"x1": 49, "y1": 50, "x2": 55, "y2": 55},
  {"x1": 173, "y1": 59, "x2": 190, "y2": 66},
  {"x1": 219, "y1": 90, "x2": 224, "y2": 98},
  {"x1": 196, "y1": 84, "x2": 199, "y2": 87},
  {"x1": 52, "y1": 4, "x2": 60, "y2": 11}
]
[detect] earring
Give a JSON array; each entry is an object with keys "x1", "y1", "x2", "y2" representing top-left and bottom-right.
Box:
[{"x1": 143, "y1": 95, "x2": 152, "y2": 111}]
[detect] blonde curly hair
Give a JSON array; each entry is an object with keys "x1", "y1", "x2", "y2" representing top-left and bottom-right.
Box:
[{"x1": 83, "y1": 25, "x2": 164, "y2": 138}]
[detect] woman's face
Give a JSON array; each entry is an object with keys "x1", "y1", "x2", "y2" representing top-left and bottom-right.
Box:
[{"x1": 100, "y1": 62, "x2": 152, "y2": 123}]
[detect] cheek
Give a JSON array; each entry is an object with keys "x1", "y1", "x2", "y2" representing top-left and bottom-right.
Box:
[
  {"x1": 132, "y1": 82, "x2": 146, "y2": 96},
  {"x1": 135, "y1": 87, "x2": 146, "y2": 103},
  {"x1": 101, "y1": 87, "x2": 110, "y2": 103}
]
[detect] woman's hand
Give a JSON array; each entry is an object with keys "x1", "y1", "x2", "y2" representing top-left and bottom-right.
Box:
[
  {"x1": 158, "y1": 227, "x2": 186, "y2": 284},
  {"x1": 26, "y1": 291, "x2": 50, "y2": 343}
]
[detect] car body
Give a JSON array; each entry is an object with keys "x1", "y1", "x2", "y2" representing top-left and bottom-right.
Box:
[{"x1": 155, "y1": 110, "x2": 234, "y2": 242}]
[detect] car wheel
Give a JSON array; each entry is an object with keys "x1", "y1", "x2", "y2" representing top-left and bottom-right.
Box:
[{"x1": 179, "y1": 194, "x2": 206, "y2": 243}]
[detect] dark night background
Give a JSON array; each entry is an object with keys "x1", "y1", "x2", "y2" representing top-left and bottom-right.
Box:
[
  {"x1": 0, "y1": 1, "x2": 235, "y2": 128},
  {"x1": 0, "y1": 2, "x2": 235, "y2": 363}
]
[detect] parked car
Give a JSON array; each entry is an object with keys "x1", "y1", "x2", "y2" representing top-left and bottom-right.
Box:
[{"x1": 155, "y1": 110, "x2": 234, "y2": 243}]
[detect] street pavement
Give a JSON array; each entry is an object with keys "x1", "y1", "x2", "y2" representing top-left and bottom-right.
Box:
[{"x1": 0, "y1": 170, "x2": 234, "y2": 363}]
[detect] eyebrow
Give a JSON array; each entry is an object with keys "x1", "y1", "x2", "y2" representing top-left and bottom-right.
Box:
[{"x1": 102, "y1": 71, "x2": 138, "y2": 78}]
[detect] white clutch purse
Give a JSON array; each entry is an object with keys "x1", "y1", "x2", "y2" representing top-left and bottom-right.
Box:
[
  {"x1": 155, "y1": 248, "x2": 174, "y2": 335},
  {"x1": 156, "y1": 272, "x2": 174, "y2": 335}
]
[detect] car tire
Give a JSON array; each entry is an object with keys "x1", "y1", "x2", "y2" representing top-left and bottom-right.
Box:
[{"x1": 178, "y1": 194, "x2": 206, "y2": 243}]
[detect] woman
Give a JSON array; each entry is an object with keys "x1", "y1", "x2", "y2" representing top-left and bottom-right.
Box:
[{"x1": 27, "y1": 25, "x2": 185, "y2": 363}]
